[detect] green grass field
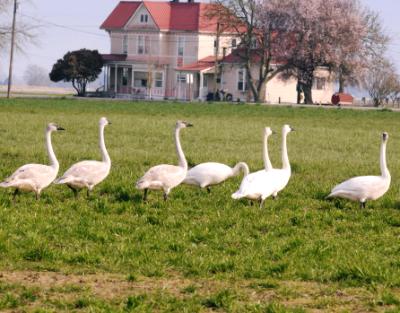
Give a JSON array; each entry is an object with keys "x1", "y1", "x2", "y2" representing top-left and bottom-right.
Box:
[{"x1": 0, "y1": 98, "x2": 399, "y2": 312}]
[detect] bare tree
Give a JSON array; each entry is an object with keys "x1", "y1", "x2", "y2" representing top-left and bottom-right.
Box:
[
  {"x1": 206, "y1": 0, "x2": 293, "y2": 102},
  {"x1": 0, "y1": 0, "x2": 36, "y2": 51},
  {"x1": 23, "y1": 64, "x2": 50, "y2": 86},
  {"x1": 362, "y1": 59, "x2": 397, "y2": 107}
]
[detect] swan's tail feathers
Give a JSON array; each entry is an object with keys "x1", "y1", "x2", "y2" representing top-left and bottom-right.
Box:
[
  {"x1": 136, "y1": 179, "x2": 149, "y2": 190},
  {"x1": 231, "y1": 191, "x2": 245, "y2": 200}
]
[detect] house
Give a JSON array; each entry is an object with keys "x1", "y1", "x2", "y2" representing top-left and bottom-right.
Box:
[
  {"x1": 100, "y1": 0, "x2": 236, "y2": 100},
  {"x1": 100, "y1": 0, "x2": 334, "y2": 103}
]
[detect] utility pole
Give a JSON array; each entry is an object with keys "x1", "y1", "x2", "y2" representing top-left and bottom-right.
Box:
[
  {"x1": 7, "y1": 0, "x2": 18, "y2": 99},
  {"x1": 213, "y1": 22, "x2": 220, "y2": 98}
]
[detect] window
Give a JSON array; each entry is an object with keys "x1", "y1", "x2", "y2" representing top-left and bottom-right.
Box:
[
  {"x1": 231, "y1": 39, "x2": 237, "y2": 48},
  {"x1": 202, "y1": 75, "x2": 208, "y2": 87},
  {"x1": 140, "y1": 14, "x2": 148, "y2": 23},
  {"x1": 137, "y1": 35, "x2": 150, "y2": 54},
  {"x1": 155, "y1": 72, "x2": 163, "y2": 88},
  {"x1": 250, "y1": 37, "x2": 257, "y2": 49},
  {"x1": 313, "y1": 77, "x2": 326, "y2": 90},
  {"x1": 237, "y1": 69, "x2": 247, "y2": 91},
  {"x1": 122, "y1": 35, "x2": 128, "y2": 54},
  {"x1": 177, "y1": 37, "x2": 184, "y2": 57},
  {"x1": 177, "y1": 73, "x2": 187, "y2": 83},
  {"x1": 122, "y1": 68, "x2": 129, "y2": 86}
]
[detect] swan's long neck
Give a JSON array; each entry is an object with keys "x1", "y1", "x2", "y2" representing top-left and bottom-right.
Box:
[
  {"x1": 263, "y1": 133, "x2": 272, "y2": 171},
  {"x1": 281, "y1": 130, "x2": 290, "y2": 171},
  {"x1": 46, "y1": 130, "x2": 59, "y2": 171},
  {"x1": 175, "y1": 127, "x2": 187, "y2": 169},
  {"x1": 99, "y1": 124, "x2": 111, "y2": 166},
  {"x1": 380, "y1": 140, "x2": 390, "y2": 178},
  {"x1": 232, "y1": 162, "x2": 249, "y2": 177}
]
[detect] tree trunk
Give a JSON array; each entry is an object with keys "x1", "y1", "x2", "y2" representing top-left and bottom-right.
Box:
[
  {"x1": 303, "y1": 84, "x2": 313, "y2": 104},
  {"x1": 338, "y1": 73, "x2": 345, "y2": 93}
]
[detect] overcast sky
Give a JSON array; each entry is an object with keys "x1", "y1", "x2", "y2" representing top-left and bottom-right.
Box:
[{"x1": 0, "y1": 0, "x2": 399, "y2": 84}]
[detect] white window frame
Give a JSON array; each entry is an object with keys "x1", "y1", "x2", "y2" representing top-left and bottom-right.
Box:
[
  {"x1": 237, "y1": 69, "x2": 247, "y2": 92},
  {"x1": 231, "y1": 38, "x2": 237, "y2": 48},
  {"x1": 177, "y1": 36, "x2": 185, "y2": 57},
  {"x1": 140, "y1": 14, "x2": 149, "y2": 23},
  {"x1": 137, "y1": 35, "x2": 150, "y2": 55},
  {"x1": 177, "y1": 73, "x2": 187, "y2": 83},
  {"x1": 122, "y1": 68, "x2": 129, "y2": 86},
  {"x1": 122, "y1": 35, "x2": 128, "y2": 54},
  {"x1": 313, "y1": 77, "x2": 326, "y2": 90},
  {"x1": 155, "y1": 72, "x2": 163, "y2": 88}
]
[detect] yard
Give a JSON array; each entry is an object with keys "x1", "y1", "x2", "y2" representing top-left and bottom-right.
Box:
[{"x1": 0, "y1": 98, "x2": 399, "y2": 312}]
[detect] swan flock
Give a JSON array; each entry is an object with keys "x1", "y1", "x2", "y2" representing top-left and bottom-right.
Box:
[{"x1": 0, "y1": 118, "x2": 393, "y2": 208}]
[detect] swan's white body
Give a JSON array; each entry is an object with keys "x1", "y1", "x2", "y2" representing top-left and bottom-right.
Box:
[
  {"x1": 327, "y1": 132, "x2": 390, "y2": 207},
  {"x1": 0, "y1": 123, "x2": 64, "y2": 200},
  {"x1": 55, "y1": 117, "x2": 111, "y2": 196},
  {"x1": 232, "y1": 125, "x2": 294, "y2": 207},
  {"x1": 183, "y1": 162, "x2": 249, "y2": 189},
  {"x1": 136, "y1": 120, "x2": 192, "y2": 201}
]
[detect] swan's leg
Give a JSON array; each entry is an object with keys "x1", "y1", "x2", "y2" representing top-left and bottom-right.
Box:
[
  {"x1": 207, "y1": 186, "x2": 211, "y2": 194},
  {"x1": 163, "y1": 192, "x2": 168, "y2": 201},
  {"x1": 35, "y1": 192, "x2": 40, "y2": 201},
  {"x1": 143, "y1": 189, "x2": 148, "y2": 202},
  {"x1": 87, "y1": 188, "x2": 90, "y2": 198},
  {"x1": 12, "y1": 189, "x2": 19, "y2": 204},
  {"x1": 259, "y1": 198, "x2": 265, "y2": 209},
  {"x1": 360, "y1": 201, "x2": 366, "y2": 209},
  {"x1": 67, "y1": 185, "x2": 78, "y2": 198},
  {"x1": 272, "y1": 192, "x2": 278, "y2": 200}
]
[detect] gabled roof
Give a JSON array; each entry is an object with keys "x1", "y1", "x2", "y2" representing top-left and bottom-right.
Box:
[
  {"x1": 101, "y1": 1, "x2": 220, "y2": 32},
  {"x1": 176, "y1": 56, "x2": 217, "y2": 72}
]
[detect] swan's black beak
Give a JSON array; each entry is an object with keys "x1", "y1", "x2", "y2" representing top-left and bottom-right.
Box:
[
  {"x1": 186, "y1": 123, "x2": 193, "y2": 127},
  {"x1": 272, "y1": 130, "x2": 276, "y2": 134},
  {"x1": 290, "y1": 127, "x2": 295, "y2": 132},
  {"x1": 57, "y1": 126, "x2": 65, "y2": 131},
  {"x1": 108, "y1": 121, "x2": 112, "y2": 125},
  {"x1": 383, "y1": 132, "x2": 388, "y2": 141}
]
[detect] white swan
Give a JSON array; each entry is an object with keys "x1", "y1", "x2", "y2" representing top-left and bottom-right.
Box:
[
  {"x1": 55, "y1": 117, "x2": 111, "y2": 197},
  {"x1": 232, "y1": 125, "x2": 294, "y2": 207},
  {"x1": 0, "y1": 123, "x2": 64, "y2": 201},
  {"x1": 182, "y1": 127, "x2": 272, "y2": 192},
  {"x1": 182, "y1": 162, "x2": 249, "y2": 192},
  {"x1": 136, "y1": 120, "x2": 193, "y2": 201},
  {"x1": 327, "y1": 132, "x2": 390, "y2": 208}
]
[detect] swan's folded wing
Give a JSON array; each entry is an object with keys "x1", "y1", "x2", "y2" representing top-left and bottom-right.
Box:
[{"x1": 5, "y1": 164, "x2": 52, "y2": 182}]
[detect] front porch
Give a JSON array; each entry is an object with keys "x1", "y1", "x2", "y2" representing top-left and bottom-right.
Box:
[{"x1": 103, "y1": 63, "x2": 166, "y2": 99}]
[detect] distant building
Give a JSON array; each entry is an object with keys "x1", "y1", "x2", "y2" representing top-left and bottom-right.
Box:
[{"x1": 100, "y1": 0, "x2": 334, "y2": 103}]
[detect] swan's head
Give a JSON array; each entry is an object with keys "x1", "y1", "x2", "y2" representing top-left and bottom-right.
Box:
[
  {"x1": 176, "y1": 120, "x2": 193, "y2": 129},
  {"x1": 283, "y1": 124, "x2": 295, "y2": 134},
  {"x1": 47, "y1": 123, "x2": 65, "y2": 132},
  {"x1": 382, "y1": 132, "x2": 389, "y2": 142},
  {"x1": 264, "y1": 127, "x2": 274, "y2": 137},
  {"x1": 99, "y1": 117, "x2": 111, "y2": 126}
]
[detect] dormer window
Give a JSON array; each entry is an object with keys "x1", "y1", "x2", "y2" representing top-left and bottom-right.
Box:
[{"x1": 140, "y1": 14, "x2": 149, "y2": 23}]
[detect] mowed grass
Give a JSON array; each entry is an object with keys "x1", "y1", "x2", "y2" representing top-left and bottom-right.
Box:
[{"x1": 0, "y1": 98, "x2": 399, "y2": 312}]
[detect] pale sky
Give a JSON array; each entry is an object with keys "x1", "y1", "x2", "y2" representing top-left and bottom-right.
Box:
[{"x1": 0, "y1": 0, "x2": 399, "y2": 84}]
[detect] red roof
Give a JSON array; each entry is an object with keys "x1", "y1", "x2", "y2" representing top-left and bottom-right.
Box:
[
  {"x1": 101, "y1": 1, "x2": 220, "y2": 32},
  {"x1": 176, "y1": 56, "x2": 217, "y2": 72}
]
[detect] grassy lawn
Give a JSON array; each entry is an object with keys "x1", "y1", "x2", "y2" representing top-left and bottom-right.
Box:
[{"x1": 0, "y1": 98, "x2": 399, "y2": 312}]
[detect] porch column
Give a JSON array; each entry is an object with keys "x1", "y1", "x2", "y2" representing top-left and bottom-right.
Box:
[
  {"x1": 103, "y1": 66, "x2": 107, "y2": 91},
  {"x1": 199, "y1": 71, "x2": 204, "y2": 101},
  {"x1": 114, "y1": 64, "x2": 118, "y2": 94},
  {"x1": 131, "y1": 65, "x2": 135, "y2": 92}
]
